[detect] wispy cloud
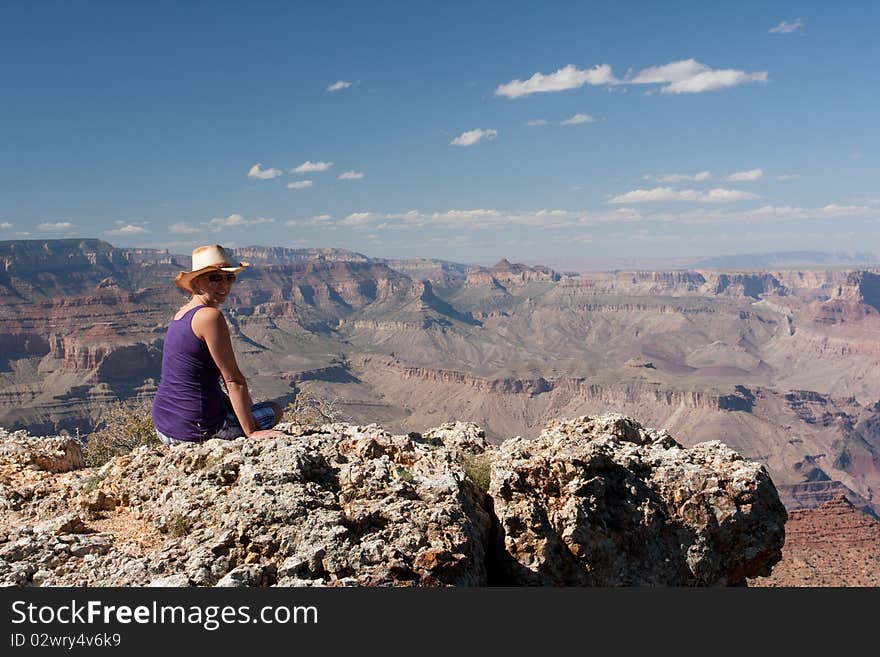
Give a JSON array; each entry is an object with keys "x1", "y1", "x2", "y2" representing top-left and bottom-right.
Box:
[
  {"x1": 496, "y1": 59, "x2": 767, "y2": 98},
  {"x1": 777, "y1": 173, "x2": 800, "y2": 181},
  {"x1": 282, "y1": 200, "x2": 876, "y2": 234},
  {"x1": 286, "y1": 180, "x2": 314, "y2": 189},
  {"x1": 208, "y1": 214, "x2": 275, "y2": 227},
  {"x1": 749, "y1": 204, "x2": 872, "y2": 219},
  {"x1": 770, "y1": 18, "x2": 804, "y2": 34},
  {"x1": 527, "y1": 119, "x2": 547, "y2": 126},
  {"x1": 285, "y1": 214, "x2": 333, "y2": 227},
  {"x1": 627, "y1": 59, "x2": 768, "y2": 94},
  {"x1": 608, "y1": 187, "x2": 759, "y2": 203},
  {"x1": 291, "y1": 161, "x2": 333, "y2": 173},
  {"x1": 338, "y1": 170, "x2": 364, "y2": 180},
  {"x1": 172, "y1": 215, "x2": 274, "y2": 233},
  {"x1": 170, "y1": 222, "x2": 206, "y2": 234},
  {"x1": 341, "y1": 212, "x2": 380, "y2": 227},
  {"x1": 726, "y1": 168, "x2": 763, "y2": 182},
  {"x1": 327, "y1": 80, "x2": 352, "y2": 92},
  {"x1": 450, "y1": 128, "x2": 497, "y2": 147},
  {"x1": 495, "y1": 64, "x2": 617, "y2": 98},
  {"x1": 106, "y1": 224, "x2": 148, "y2": 236},
  {"x1": 560, "y1": 113, "x2": 596, "y2": 125},
  {"x1": 38, "y1": 221, "x2": 74, "y2": 231},
  {"x1": 0, "y1": 222, "x2": 13, "y2": 229},
  {"x1": 644, "y1": 171, "x2": 712, "y2": 183},
  {"x1": 339, "y1": 208, "x2": 584, "y2": 231},
  {"x1": 247, "y1": 163, "x2": 282, "y2": 179}
]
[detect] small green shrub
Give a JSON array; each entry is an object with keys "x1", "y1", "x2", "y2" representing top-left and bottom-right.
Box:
[
  {"x1": 168, "y1": 513, "x2": 192, "y2": 537},
  {"x1": 81, "y1": 470, "x2": 109, "y2": 493},
  {"x1": 83, "y1": 399, "x2": 159, "y2": 467},
  {"x1": 459, "y1": 452, "x2": 492, "y2": 494},
  {"x1": 396, "y1": 467, "x2": 414, "y2": 483}
]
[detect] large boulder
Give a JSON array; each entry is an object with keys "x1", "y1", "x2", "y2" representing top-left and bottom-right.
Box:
[{"x1": 490, "y1": 415, "x2": 787, "y2": 585}]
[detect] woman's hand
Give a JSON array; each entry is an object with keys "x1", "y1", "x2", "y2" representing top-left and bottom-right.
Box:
[{"x1": 248, "y1": 429, "x2": 287, "y2": 439}]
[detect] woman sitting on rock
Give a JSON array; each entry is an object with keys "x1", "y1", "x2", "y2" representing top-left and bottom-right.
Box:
[{"x1": 152, "y1": 244, "x2": 284, "y2": 444}]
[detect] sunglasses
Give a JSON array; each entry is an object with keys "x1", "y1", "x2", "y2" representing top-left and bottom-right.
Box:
[{"x1": 207, "y1": 273, "x2": 237, "y2": 283}]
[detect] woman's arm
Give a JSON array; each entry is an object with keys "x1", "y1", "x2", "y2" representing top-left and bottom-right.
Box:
[{"x1": 193, "y1": 307, "x2": 273, "y2": 437}]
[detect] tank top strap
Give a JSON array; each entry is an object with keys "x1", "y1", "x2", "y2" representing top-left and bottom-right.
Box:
[{"x1": 175, "y1": 304, "x2": 206, "y2": 323}]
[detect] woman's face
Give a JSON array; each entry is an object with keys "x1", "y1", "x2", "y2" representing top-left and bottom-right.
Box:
[{"x1": 194, "y1": 271, "x2": 236, "y2": 305}]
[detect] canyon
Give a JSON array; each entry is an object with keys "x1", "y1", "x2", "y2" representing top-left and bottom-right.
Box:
[{"x1": 1, "y1": 238, "x2": 879, "y2": 521}]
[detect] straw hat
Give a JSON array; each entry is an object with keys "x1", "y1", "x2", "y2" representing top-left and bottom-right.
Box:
[{"x1": 175, "y1": 245, "x2": 249, "y2": 294}]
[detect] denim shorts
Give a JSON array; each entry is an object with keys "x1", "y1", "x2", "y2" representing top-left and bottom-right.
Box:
[{"x1": 156, "y1": 401, "x2": 279, "y2": 445}]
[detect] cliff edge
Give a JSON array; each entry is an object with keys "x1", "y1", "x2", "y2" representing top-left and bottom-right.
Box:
[{"x1": 0, "y1": 414, "x2": 786, "y2": 586}]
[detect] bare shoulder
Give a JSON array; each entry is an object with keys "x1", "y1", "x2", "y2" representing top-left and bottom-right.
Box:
[{"x1": 191, "y1": 306, "x2": 227, "y2": 339}]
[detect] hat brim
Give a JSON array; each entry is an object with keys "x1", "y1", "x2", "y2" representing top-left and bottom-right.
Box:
[{"x1": 175, "y1": 261, "x2": 249, "y2": 294}]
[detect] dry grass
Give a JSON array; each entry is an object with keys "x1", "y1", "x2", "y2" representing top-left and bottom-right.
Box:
[
  {"x1": 282, "y1": 390, "x2": 344, "y2": 426},
  {"x1": 83, "y1": 399, "x2": 159, "y2": 467}
]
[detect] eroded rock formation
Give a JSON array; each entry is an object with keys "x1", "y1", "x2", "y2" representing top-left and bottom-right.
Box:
[
  {"x1": 0, "y1": 415, "x2": 786, "y2": 587},
  {"x1": 491, "y1": 416, "x2": 786, "y2": 585}
]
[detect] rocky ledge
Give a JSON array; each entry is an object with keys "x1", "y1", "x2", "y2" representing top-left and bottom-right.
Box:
[{"x1": 0, "y1": 415, "x2": 786, "y2": 587}]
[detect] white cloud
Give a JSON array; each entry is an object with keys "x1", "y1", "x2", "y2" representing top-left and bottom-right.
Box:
[
  {"x1": 645, "y1": 171, "x2": 712, "y2": 182},
  {"x1": 495, "y1": 64, "x2": 617, "y2": 98},
  {"x1": 608, "y1": 187, "x2": 759, "y2": 204},
  {"x1": 284, "y1": 214, "x2": 333, "y2": 226},
  {"x1": 627, "y1": 59, "x2": 768, "y2": 94},
  {"x1": 770, "y1": 18, "x2": 804, "y2": 34},
  {"x1": 338, "y1": 170, "x2": 364, "y2": 180},
  {"x1": 561, "y1": 113, "x2": 596, "y2": 125},
  {"x1": 106, "y1": 224, "x2": 148, "y2": 236},
  {"x1": 527, "y1": 119, "x2": 547, "y2": 126},
  {"x1": 818, "y1": 204, "x2": 873, "y2": 217},
  {"x1": 208, "y1": 214, "x2": 275, "y2": 227},
  {"x1": 285, "y1": 214, "x2": 333, "y2": 227},
  {"x1": 496, "y1": 59, "x2": 766, "y2": 99},
  {"x1": 663, "y1": 70, "x2": 768, "y2": 94},
  {"x1": 170, "y1": 222, "x2": 205, "y2": 234},
  {"x1": 726, "y1": 168, "x2": 764, "y2": 182},
  {"x1": 341, "y1": 212, "x2": 379, "y2": 227},
  {"x1": 380, "y1": 208, "x2": 581, "y2": 230},
  {"x1": 327, "y1": 80, "x2": 352, "y2": 92},
  {"x1": 171, "y1": 215, "x2": 274, "y2": 233},
  {"x1": 627, "y1": 59, "x2": 706, "y2": 84},
  {"x1": 286, "y1": 180, "x2": 314, "y2": 189},
  {"x1": 777, "y1": 173, "x2": 800, "y2": 181},
  {"x1": 247, "y1": 163, "x2": 282, "y2": 179},
  {"x1": 450, "y1": 128, "x2": 497, "y2": 147},
  {"x1": 0, "y1": 222, "x2": 12, "y2": 229},
  {"x1": 38, "y1": 222, "x2": 74, "y2": 231},
  {"x1": 210, "y1": 214, "x2": 244, "y2": 227},
  {"x1": 638, "y1": 203, "x2": 875, "y2": 225},
  {"x1": 743, "y1": 204, "x2": 873, "y2": 221},
  {"x1": 291, "y1": 161, "x2": 333, "y2": 173}
]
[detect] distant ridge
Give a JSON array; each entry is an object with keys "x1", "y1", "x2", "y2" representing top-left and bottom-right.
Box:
[
  {"x1": 230, "y1": 246, "x2": 370, "y2": 264},
  {"x1": 694, "y1": 251, "x2": 880, "y2": 270}
]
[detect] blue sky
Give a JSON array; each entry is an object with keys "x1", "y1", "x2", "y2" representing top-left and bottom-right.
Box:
[{"x1": 1, "y1": 1, "x2": 878, "y2": 265}]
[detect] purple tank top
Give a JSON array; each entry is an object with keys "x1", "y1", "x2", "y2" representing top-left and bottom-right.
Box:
[{"x1": 152, "y1": 306, "x2": 227, "y2": 441}]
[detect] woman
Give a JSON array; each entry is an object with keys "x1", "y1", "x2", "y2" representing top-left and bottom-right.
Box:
[{"x1": 152, "y1": 244, "x2": 285, "y2": 444}]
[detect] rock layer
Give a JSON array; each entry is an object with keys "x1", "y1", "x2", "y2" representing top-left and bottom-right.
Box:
[{"x1": 752, "y1": 494, "x2": 880, "y2": 586}]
